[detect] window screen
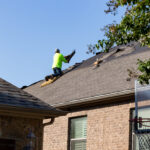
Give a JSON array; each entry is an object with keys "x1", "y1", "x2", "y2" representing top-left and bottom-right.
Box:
[
  {"x1": 70, "y1": 116, "x2": 87, "y2": 150},
  {"x1": 132, "y1": 108, "x2": 150, "y2": 150}
]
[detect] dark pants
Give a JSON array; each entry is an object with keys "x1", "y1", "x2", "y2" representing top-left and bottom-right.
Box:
[{"x1": 52, "y1": 67, "x2": 63, "y2": 77}]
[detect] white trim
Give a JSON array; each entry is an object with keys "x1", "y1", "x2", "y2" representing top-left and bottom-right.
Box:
[
  {"x1": 52, "y1": 88, "x2": 135, "y2": 107},
  {"x1": 71, "y1": 138, "x2": 86, "y2": 141}
]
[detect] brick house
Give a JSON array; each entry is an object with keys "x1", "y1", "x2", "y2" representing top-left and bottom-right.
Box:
[
  {"x1": 24, "y1": 43, "x2": 150, "y2": 150},
  {"x1": 0, "y1": 78, "x2": 65, "y2": 150}
]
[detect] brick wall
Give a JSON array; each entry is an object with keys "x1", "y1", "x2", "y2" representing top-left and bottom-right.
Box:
[
  {"x1": 0, "y1": 115, "x2": 43, "y2": 150},
  {"x1": 43, "y1": 100, "x2": 134, "y2": 150}
]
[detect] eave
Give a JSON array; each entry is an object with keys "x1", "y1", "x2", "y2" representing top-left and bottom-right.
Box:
[
  {"x1": 0, "y1": 104, "x2": 67, "y2": 119},
  {"x1": 52, "y1": 89, "x2": 135, "y2": 110}
]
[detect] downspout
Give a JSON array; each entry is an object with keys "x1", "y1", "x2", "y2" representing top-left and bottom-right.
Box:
[{"x1": 42, "y1": 117, "x2": 55, "y2": 127}]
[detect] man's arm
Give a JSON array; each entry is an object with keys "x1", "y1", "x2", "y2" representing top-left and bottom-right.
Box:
[
  {"x1": 61, "y1": 54, "x2": 68, "y2": 63},
  {"x1": 64, "y1": 50, "x2": 76, "y2": 63}
]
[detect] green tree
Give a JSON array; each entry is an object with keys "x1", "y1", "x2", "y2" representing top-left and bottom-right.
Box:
[{"x1": 91, "y1": 0, "x2": 150, "y2": 84}]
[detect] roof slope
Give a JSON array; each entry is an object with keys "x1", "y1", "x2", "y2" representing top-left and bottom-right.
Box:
[
  {"x1": 0, "y1": 78, "x2": 65, "y2": 117},
  {"x1": 24, "y1": 43, "x2": 150, "y2": 107}
]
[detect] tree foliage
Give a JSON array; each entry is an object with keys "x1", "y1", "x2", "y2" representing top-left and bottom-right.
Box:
[
  {"x1": 89, "y1": 0, "x2": 150, "y2": 84},
  {"x1": 94, "y1": 0, "x2": 150, "y2": 52},
  {"x1": 137, "y1": 59, "x2": 150, "y2": 84}
]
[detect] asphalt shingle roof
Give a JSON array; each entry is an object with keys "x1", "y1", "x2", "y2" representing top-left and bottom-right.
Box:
[
  {"x1": 0, "y1": 78, "x2": 65, "y2": 116},
  {"x1": 24, "y1": 43, "x2": 150, "y2": 107}
]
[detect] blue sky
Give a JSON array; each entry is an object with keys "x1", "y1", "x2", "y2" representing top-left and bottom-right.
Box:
[{"x1": 0, "y1": 0, "x2": 125, "y2": 87}]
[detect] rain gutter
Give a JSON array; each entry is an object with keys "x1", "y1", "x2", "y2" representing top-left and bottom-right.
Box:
[{"x1": 52, "y1": 88, "x2": 135, "y2": 108}]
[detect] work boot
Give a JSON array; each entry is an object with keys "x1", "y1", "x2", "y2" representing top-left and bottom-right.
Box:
[
  {"x1": 45, "y1": 76, "x2": 49, "y2": 81},
  {"x1": 45, "y1": 75, "x2": 53, "y2": 81}
]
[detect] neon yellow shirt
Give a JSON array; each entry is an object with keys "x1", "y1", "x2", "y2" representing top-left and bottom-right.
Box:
[{"x1": 52, "y1": 53, "x2": 67, "y2": 69}]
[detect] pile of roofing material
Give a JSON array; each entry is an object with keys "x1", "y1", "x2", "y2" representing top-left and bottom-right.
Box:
[{"x1": 93, "y1": 43, "x2": 136, "y2": 68}]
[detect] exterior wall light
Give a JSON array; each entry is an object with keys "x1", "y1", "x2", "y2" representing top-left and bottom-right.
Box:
[{"x1": 23, "y1": 129, "x2": 36, "y2": 150}]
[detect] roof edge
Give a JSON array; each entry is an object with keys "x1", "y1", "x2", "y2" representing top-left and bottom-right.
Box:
[
  {"x1": 0, "y1": 104, "x2": 67, "y2": 118},
  {"x1": 52, "y1": 88, "x2": 135, "y2": 108}
]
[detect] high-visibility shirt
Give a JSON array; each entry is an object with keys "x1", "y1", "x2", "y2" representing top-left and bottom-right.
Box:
[{"x1": 52, "y1": 53, "x2": 67, "y2": 69}]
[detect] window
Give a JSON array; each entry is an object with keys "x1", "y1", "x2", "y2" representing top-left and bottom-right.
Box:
[
  {"x1": 132, "y1": 108, "x2": 150, "y2": 150},
  {"x1": 0, "y1": 139, "x2": 15, "y2": 150},
  {"x1": 69, "y1": 116, "x2": 87, "y2": 150},
  {"x1": 132, "y1": 109, "x2": 139, "y2": 150}
]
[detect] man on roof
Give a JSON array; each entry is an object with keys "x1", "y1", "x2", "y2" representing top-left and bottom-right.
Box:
[
  {"x1": 52, "y1": 48, "x2": 68, "y2": 77},
  {"x1": 45, "y1": 49, "x2": 75, "y2": 81}
]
